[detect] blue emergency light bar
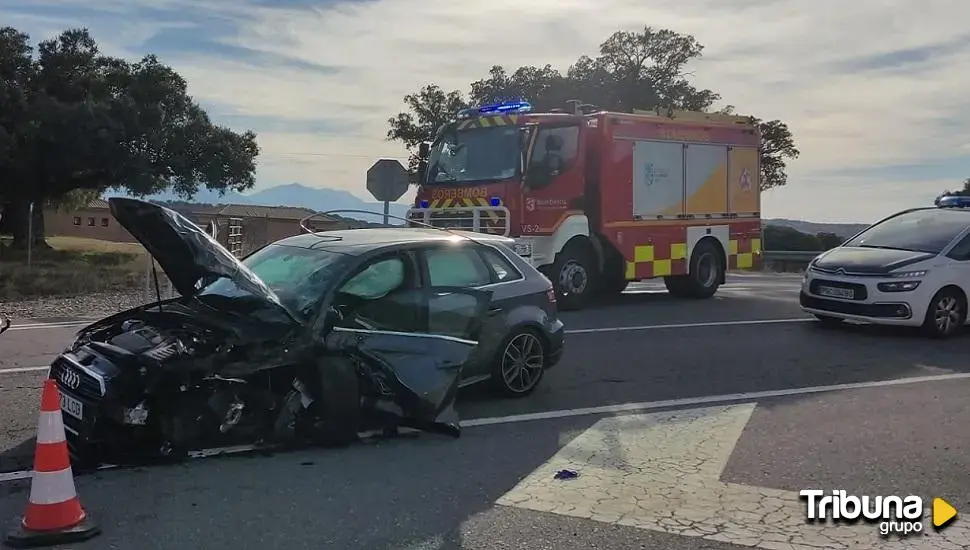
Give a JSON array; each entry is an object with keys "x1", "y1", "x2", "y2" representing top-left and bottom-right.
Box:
[
  {"x1": 419, "y1": 200, "x2": 429, "y2": 208},
  {"x1": 489, "y1": 197, "x2": 501, "y2": 206},
  {"x1": 457, "y1": 100, "x2": 533, "y2": 119},
  {"x1": 937, "y1": 195, "x2": 970, "y2": 208}
]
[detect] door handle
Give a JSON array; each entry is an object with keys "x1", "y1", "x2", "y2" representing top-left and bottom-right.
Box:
[{"x1": 487, "y1": 308, "x2": 502, "y2": 316}]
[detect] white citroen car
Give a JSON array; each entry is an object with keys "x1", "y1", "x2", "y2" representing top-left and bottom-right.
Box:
[{"x1": 800, "y1": 198, "x2": 970, "y2": 338}]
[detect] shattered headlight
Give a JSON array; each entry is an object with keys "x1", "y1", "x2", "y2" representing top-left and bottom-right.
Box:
[{"x1": 122, "y1": 401, "x2": 149, "y2": 425}]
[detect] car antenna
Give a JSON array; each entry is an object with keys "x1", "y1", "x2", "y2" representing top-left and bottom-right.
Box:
[{"x1": 299, "y1": 209, "x2": 495, "y2": 247}]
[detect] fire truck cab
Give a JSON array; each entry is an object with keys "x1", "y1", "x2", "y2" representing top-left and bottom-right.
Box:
[{"x1": 407, "y1": 100, "x2": 763, "y2": 310}]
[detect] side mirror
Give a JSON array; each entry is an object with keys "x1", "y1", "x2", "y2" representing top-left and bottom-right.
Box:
[{"x1": 418, "y1": 142, "x2": 430, "y2": 158}]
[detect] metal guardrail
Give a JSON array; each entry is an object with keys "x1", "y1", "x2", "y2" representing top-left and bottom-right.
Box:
[{"x1": 761, "y1": 250, "x2": 824, "y2": 262}]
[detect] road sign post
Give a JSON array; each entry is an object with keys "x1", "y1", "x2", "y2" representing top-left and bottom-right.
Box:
[{"x1": 366, "y1": 159, "x2": 410, "y2": 225}]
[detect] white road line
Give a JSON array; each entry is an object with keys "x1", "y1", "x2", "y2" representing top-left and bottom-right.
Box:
[
  {"x1": 461, "y1": 372, "x2": 970, "y2": 427},
  {"x1": 0, "y1": 366, "x2": 51, "y2": 375},
  {"x1": 6, "y1": 321, "x2": 88, "y2": 332},
  {"x1": 566, "y1": 317, "x2": 813, "y2": 334},
  {"x1": 3, "y1": 372, "x2": 969, "y2": 485}
]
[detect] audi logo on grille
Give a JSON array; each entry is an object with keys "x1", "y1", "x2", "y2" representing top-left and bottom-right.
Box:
[{"x1": 58, "y1": 368, "x2": 81, "y2": 390}]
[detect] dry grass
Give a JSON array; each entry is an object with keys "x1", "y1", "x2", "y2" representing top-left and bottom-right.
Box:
[
  {"x1": 0, "y1": 236, "x2": 152, "y2": 299},
  {"x1": 46, "y1": 236, "x2": 148, "y2": 255}
]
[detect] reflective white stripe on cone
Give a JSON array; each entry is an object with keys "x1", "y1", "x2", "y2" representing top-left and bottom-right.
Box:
[
  {"x1": 35, "y1": 411, "x2": 66, "y2": 445},
  {"x1": 27, "y1": 469, "x2": 79, "y2": 505}
]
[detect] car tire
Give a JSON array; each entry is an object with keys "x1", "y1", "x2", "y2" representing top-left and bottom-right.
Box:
[
  {"x1": 311, "y1": 357, "x2": 362, "y2": 446},
  {"x1": 666, "y1": 239, "x2": 724, "y2": 299},
  {"x1": 491, "y1": 328, "x2": 547, "y2": 398},
  {"x1": 921, "y1": 287, "x2": 967, "y2": 339},
  {"x1": 814, "y1": 314, "x2": 844, "y2": 327},
  {"x1": 549, "y1": 242, "x2": 594, "y2": 310}
]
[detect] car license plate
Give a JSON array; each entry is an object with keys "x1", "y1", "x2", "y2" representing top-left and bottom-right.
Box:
[
  {"x1": 60, "y1": 393, "x2": 83, "y2": 421},
  {"x1": 818, "y1": 285, "x2": 854, "y2": 299}
]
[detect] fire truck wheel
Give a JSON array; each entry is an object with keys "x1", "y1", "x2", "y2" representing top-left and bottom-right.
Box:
[
  {"x1": 550, "y1": 243, "x2": 594, "y2": 310},
  {"x1": 682, "y1": 239, "x2": 723, "y2": 298},
  {"x1": 598, "y1": 257, "x2": 629, "y2": 296},
  {"x1": 663, "y1": 276, "x2": 692, "y2": 297}
]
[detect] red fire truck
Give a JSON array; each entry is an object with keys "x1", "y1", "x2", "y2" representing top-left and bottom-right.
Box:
[{"x1": 407, "y1": 100, "x2": 763, "y2": 310}]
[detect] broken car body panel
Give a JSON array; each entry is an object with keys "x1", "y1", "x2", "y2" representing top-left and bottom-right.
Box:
[
  {"x1": 325, "y1": 286, "x2": 491, "y2": 436},
  {"x1": 50, "y1": 199, "x2": 493, "y2": 465}
]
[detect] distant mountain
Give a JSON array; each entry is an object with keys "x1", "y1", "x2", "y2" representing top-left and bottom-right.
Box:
[
  {"x1": 247, "y1": 183, "x2": 410, "y2": 224},
  {"x1": 765, "y1": 219, "x2": 868, "y2": 239}
]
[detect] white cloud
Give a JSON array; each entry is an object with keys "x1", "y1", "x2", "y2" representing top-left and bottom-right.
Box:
[{"x1": 3, "y1": 0, "x2": 970, "y2": 222}]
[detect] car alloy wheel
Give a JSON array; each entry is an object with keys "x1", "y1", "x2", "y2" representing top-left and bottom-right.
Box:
[
  {"x1": 933, "y1": 294, "x2": 963, "y2": 336},
  {"x1": 500, "y1": 331, "x2": 545, "y2": 395}
]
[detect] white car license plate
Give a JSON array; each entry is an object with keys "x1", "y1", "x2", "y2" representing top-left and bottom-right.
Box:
[
  {"x1": 60, "y1": 393, "x2": 83, "y2": 421},
  {"x1": 818, "y1": 285, "x2": 854, "y2": 299}
]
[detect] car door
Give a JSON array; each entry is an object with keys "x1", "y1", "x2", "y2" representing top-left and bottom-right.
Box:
[
  {"x1": 416, "y1": 242, "x2": 521, "y2": 382},
  {"x1": 322, "y1": 250, "x2": 491, "y2": 434}
]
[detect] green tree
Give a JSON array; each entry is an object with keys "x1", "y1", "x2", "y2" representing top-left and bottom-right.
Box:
[
  {"x1": 763, "y1": 225, "x2": 822, "y2": 251},
  {"x1": 0, "y1": 27, "x2": 259, "y2": 249},
  {"x1": 386, "y1": 26, "x2": 800, "y2": 191},
  {"x1": 385, "y1": 84, "x2": 467, "y2": 180},
  {"x1": 815, "y1": 231, "x2": 844, "y2": 250}
]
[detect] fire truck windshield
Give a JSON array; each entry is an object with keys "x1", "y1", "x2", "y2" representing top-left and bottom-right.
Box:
[{"x1": 425, "y1": 125, "x2": 520, "y2": 184}]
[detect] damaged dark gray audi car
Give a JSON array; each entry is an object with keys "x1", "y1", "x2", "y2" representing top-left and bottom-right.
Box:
[{"x1": 49, "y1": 198, "x2": 564, "y2": 467}]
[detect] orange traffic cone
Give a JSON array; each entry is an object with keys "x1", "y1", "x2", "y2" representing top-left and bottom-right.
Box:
[{"x1": 4, "y1": 379, "x2": 100, "y2": 548}]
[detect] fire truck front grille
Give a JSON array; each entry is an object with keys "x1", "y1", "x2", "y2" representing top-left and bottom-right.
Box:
[{"x1": 406, "y1": 207, "x2": 510, "y2": 236}]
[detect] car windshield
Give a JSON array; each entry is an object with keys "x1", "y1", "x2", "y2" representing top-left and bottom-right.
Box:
[
  {"x1": 843, "y1": 209, "x2": 970, "y2": 254},
  {"x1": 198, "y1": 244, "x2": 350, "y2": 320},
  {"x1": 426, "y1": 125, "x2": 520, "y2": 184}
]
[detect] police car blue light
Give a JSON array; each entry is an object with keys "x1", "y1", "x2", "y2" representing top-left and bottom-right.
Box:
[
  {"x1": 936, "y1": 195, "x2": 970, "y2": 208},
  {"x1": 419, "y1": 200, "x2": 429, "y2": 208},
  {"x1": 489, "y1": 197, "x2": 501, "y2": 207}
]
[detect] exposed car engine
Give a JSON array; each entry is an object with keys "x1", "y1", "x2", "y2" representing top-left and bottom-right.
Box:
[{"x1": 61, "y1": 313, "x2": 342, "y2": 463}]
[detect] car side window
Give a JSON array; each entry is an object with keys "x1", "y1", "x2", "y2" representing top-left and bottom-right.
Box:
[
  {"x1": 333, "y1": 254, "x2": 421, "y2": 332},
  {"x1": 947, "y1": 234, "x2": 970, "y2": 260},
  {"x1": 480, "y1": 247, "x2": 523, "y2": 282},
  {"x1": 339, "y1": 256, "x2": 406, "y2": 299},
  {"x1": 425, "y1": 246, "x2": 492, "y2": 287}
]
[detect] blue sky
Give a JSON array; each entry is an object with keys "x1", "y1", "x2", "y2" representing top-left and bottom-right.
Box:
[{"x1": 2, "y1": 0, "x2": 969, "y2": 222}]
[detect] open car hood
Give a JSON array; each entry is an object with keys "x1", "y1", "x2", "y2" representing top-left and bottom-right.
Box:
[{"x1": 108, "y1": 197, "x2": 285, "y2": 308}]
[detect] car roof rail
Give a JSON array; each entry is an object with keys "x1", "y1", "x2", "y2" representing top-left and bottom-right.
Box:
[{"x1": 299, "y1": 209, "x2": 496, "y2": 248}]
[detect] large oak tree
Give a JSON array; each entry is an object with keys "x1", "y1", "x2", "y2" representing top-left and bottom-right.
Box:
[
  {"x1": 388, "y1": 26, "x2": 800, "y2": 192},
  {"x1": 0, "y1": 27, "x2": 259, "y2": 249}
]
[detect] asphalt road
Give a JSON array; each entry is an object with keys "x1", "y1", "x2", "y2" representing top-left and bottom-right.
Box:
[{"x1": 2, "y1": 272, "x2": 970, "y2": 549}]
